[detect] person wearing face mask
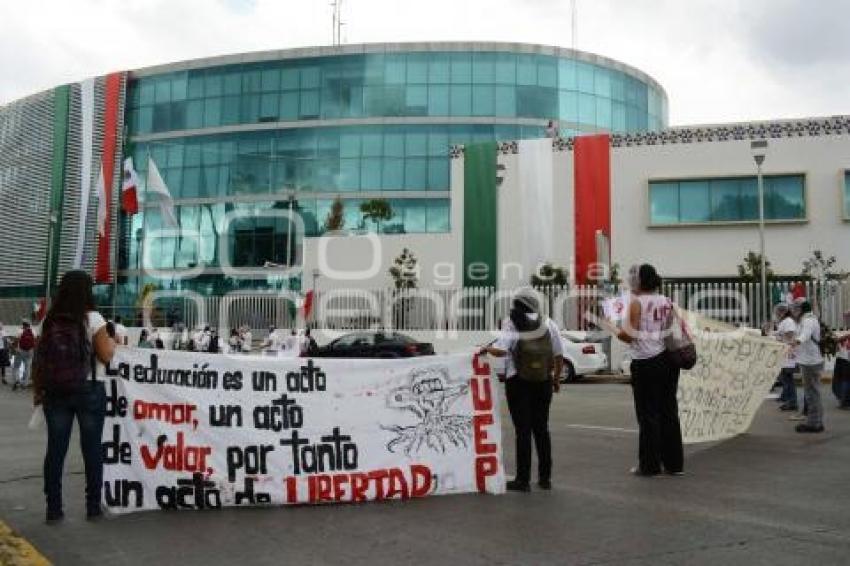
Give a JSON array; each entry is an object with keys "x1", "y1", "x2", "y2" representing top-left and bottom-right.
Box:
[
  {"x1": 614, "y1": 264, "x2": 684, "y2": 477},
  {"x1": 480, "y1": 290, "x2": 564, "y2": 492}
]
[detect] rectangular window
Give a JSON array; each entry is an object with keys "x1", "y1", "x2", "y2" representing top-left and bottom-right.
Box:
[
  {"x1": 494, "y1": 86, "x2": 516, "y2": 117},
  {"x1": 472, "y1": 53, "x2": 495, "y2": 84},
  {"x1": 279, "y1": 91, "x2": 299, "y2": 120},
  {"x1": 427, "y1": 198, "x2": 451, "y2": 232},
  {"x1": 649, "y1": 175, "x2": 806, "y2": 225},
  {"x1": 449, "y1": 54, "x2": 472, "y2": 83},
  {"x1": 449, "y1": 85, "x2": 471, "y2": 116},
  {"x1": 494, "y1": 53, "x2": 516, "y2": 85},
  {"x1": 517, "y1": 55, "x2": 536, "y2": 86},
  {"x1": 472, "y1": 85, "x2": 495, "y2": 116},
  {"x1": 299, "y1": 90, "x2": 320, "y2": 118},
  {"x1": 577, "y1": 62, "x2": 595, "y2": 94},
  {"x1": 428, "y1": 55, "x2": 450, "y2": 83},
  {"x1": 407, "y1": 54, "x2": 428, "y2": 84},
  {"x1": 428, "y1": 85, "x2": 449, "y2": 116},
  {"x1": 844, "y1": 172, "x2": 850, "y2": 219}
]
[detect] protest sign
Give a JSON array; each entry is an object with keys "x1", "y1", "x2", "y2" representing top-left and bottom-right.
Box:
[
  {"x1": 102, "y1": 350, "x2": 504, "y2": 514},
  {"x1": 678, "y1": 314, "x2": 786, "y2": 443}
]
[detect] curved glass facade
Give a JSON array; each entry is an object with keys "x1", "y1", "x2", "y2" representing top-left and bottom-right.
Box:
[
  {"x1": 127, "y1": 52, "x2": 666, "y2": 134},
  {"x1": 121, "y1": 45, "x2": 667, "y2": 295}
]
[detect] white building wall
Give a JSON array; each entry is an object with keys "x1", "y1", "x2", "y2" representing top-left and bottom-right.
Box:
[{"x1": 610, "y1": 134, "x2": 850, "y2": 277}]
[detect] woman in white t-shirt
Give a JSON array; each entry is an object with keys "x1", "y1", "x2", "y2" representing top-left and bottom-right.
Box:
[
  {"x1": 614, "y1": 264, "x2": 683, "y2": 477},
  {"x1": 33, "y1": 271, "x2": 116, "y2": 523}
]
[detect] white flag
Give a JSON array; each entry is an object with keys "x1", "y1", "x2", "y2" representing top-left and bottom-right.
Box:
[
  {"x1": 147, "y1": 156, "x2": 179, "y2": 228},
  {"x1": 95, "y1": 164, "x2": 108, "y2": 237}
]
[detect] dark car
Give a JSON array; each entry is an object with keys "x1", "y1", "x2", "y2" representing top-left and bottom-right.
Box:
[{"x1": 313, "y1": 331, "x2": 435, "y2": 359}]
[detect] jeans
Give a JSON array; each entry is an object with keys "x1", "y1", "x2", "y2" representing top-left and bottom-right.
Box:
[
  {"x1": 12, "y1": 350, "x2": 32, "y2": 385},
  {"x1": 630, "y1": 353, "x2": 684, "y2": 474},
  {"x1": 43, "y1": 381, "x2": 107, "y2": 515},
  {"x1": 800, "y1": 363, "x2": 824, "y2": 428},
  {"x1": 779, "y1": 367, "x2": 798, "y2": 409},
  {"x1": 833, "y1": 358, "x2": 850, "y2": 406},
  {"x1": 505, "y1": 377, "x2": 553, "y2": 484}
]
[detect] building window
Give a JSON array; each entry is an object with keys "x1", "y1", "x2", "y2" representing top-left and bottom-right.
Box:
[
  {"x1": 844, "y1": 171, "x2": 850, "y2": 219},
  {"x1": 649, "y1": 174, "x2": 806, "y2": 225}
]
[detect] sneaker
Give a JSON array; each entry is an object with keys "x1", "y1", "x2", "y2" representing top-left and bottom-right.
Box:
[
  {"x1": 506, "y1": 479, "x2": 531, "y2": 492},
  {"x1": 45, "y1": 510, "x2": 64, "y2": 524},
  {"x1": 779, "y1": 404, "x2": 799, "y2": 412},
  {"x1": 664, "y1": 470, "x2": 685, "y2": 477},
  {"x1": 788, "y1": 414, "x2": 806, "y2": 421},
  {"x1": 537, "y1": 479, "x2": 552, "y2": 490},
  {"x1": 795, "y1": 424, "x2": 824, "y2": 433},
  {"x1": 629, "y1": 466, "x2": 660, "y2": 477}
]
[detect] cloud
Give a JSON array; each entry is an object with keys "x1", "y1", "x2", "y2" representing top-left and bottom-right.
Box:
[{"x1": 1, "y1": 0, "x2": 847, "y2": 126}]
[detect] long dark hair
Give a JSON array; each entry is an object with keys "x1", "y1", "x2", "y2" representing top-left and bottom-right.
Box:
[
  {"x1": 43, "y1": 270, "x2": 95, "y2": 336},
  {"x1": 631, "y1": 264, "x2": 662, "y2": 293}
]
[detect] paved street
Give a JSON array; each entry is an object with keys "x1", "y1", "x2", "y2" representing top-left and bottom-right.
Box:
[{"x1": 1, "y1": 380, "x2": 849, "y2": 566}]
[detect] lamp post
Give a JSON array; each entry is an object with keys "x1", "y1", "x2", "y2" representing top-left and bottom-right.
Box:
[{"x1": 751, "y1": 140, "x2": 768, "y2": 323}]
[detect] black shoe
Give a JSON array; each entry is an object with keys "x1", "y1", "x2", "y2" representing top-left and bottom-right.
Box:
[
  {"x1": 45, "y1": 510, "x2": 64, "y2": 524},
  {"x1": 537, "y1": 479, "x2": 552, "y2": 490},
  {"x1": 779, "y1": 404, "x2": 799, "y2": 412},
  {"x1": 11, "y1": 382, "x2": 18, "y2": 391},
  {"x1": 629, "y1": 466, "x2": 660, "y2": 477},
  {"x1": 839, "y1": 404, "x2": 850, "y2": 410},
  {"x1": 86, "y1": 507, "x2": 103, "y2": 521},
  {"x1": 795, "y1": 424, "x2": 824, "y2": 433},
  {"x1": 506, "y1": 479, "x2": 531, "y2": 492}
]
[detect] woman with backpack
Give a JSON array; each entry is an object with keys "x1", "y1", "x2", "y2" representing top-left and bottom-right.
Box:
[
  {"x1": 32, "y1": 271, "x2": 116, "y2": 522},
  {"x1": 480, "y1": 291, "x2": 563, "y2": 492},
  {"x1": 615, "y1": 264, "x2": 684, "y2": 477}
]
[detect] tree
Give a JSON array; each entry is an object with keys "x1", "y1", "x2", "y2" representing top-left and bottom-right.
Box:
[
  {"x1": 323, "y1": 197, "x2": 345, "y2": 232},
  {"x1": 530, "y1": 263, "x2": 569, "y2": 287},
  {"x1": 802, "y1": 250, "x2": 846, "y2": 282},
  {"x1": 737, "y1": 251, "x2": 774, "y2": 282},
  {"x1": 389, "y1": 248, "x2": 419, "y2": 290},
  {"x1": 389, "y1": 248, "x2": 419, "y2": 329},
  {"x1": 360, "y1": 199, "x2": 394, "y2": 233}
]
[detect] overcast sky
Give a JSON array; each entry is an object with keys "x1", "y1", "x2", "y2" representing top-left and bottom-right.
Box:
[{"x1": 1, "y1": 0, "x2": 848, "y2": 126}]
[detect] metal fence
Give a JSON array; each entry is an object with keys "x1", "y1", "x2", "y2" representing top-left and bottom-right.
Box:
[{"x1": 2, "y1": 279, "x2": 848, "y2": 332}]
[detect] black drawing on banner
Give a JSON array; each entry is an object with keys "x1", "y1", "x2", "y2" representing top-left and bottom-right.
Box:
[{"x1": 382, "y1": 365, "x2": 472, "y2": 455}]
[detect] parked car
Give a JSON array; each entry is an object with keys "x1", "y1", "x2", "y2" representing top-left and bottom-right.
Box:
[
  {"x1": 560, "y1": 330, "x2": 608, "y2": 383},
  {"x1": 313, "y1": 331, "x2": 435, "y2": 359}
]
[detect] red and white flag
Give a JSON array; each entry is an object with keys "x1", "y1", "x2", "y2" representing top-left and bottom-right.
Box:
[
  {"x1": 95, "y1": 165, "x2": 108, "y2": 237},
  {"x1": 121, "y1": 157, "x2": 139, "y2": 215}
]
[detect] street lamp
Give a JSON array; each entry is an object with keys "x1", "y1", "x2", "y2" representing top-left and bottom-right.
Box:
[{"x1": 751, "y1": 139, "x2": 768, "y2": 323}]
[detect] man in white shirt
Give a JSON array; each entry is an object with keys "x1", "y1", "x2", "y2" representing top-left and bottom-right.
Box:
[{"x1": 791, "y1": 300, "x2": 824, "y2": 433}]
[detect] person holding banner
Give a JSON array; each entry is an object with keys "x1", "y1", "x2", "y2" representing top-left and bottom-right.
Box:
[
  {"x1": 481, "y1": 292, "x2": 563, "y2": 492},
  {"x1": 614, "y1": 264, "x2": 684, "y2": 477},
  {"x1": 32, "y1": 271, "x2": 116, "y2": 522}
]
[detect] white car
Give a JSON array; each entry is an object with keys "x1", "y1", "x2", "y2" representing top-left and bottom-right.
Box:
[{"x1": 560, "y1": 331, "x2": 608, "y2": 382}]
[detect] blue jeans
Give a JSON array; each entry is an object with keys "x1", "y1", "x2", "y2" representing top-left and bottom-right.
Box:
[
  {"x1": 43, "y1": 382, "x2": 106, "y2": 515},
  {"x1": 779, "y1": 367, "x2": 798, "y2": 408}
]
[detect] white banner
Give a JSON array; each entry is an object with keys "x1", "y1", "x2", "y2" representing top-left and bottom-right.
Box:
[
  {"x1": 679, "y1": 315, "x2": 786, "y2": 443},
  {"x1": 518, "y1": 138, "x2": 554, "y2": 274},
  {"x1": 102, "y1": 350, "x2": 504, "y2": 514}
]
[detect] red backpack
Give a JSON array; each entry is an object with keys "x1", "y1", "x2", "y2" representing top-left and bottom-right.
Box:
[{"x1": 18, "y1": 328, "x2": 35, "y2": 351}]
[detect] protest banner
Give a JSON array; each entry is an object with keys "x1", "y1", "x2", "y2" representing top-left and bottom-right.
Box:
[
  {"x1": 678, "y1": 314, "x2": 786, "y2": 443},
  {"x1": 102, "y1": 350, "x2": 504, "y2": 514}
]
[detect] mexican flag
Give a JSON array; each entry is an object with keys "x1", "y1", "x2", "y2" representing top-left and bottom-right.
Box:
[{"x1": 121, "y1": 157, "x2": 139, "y2": 215}]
